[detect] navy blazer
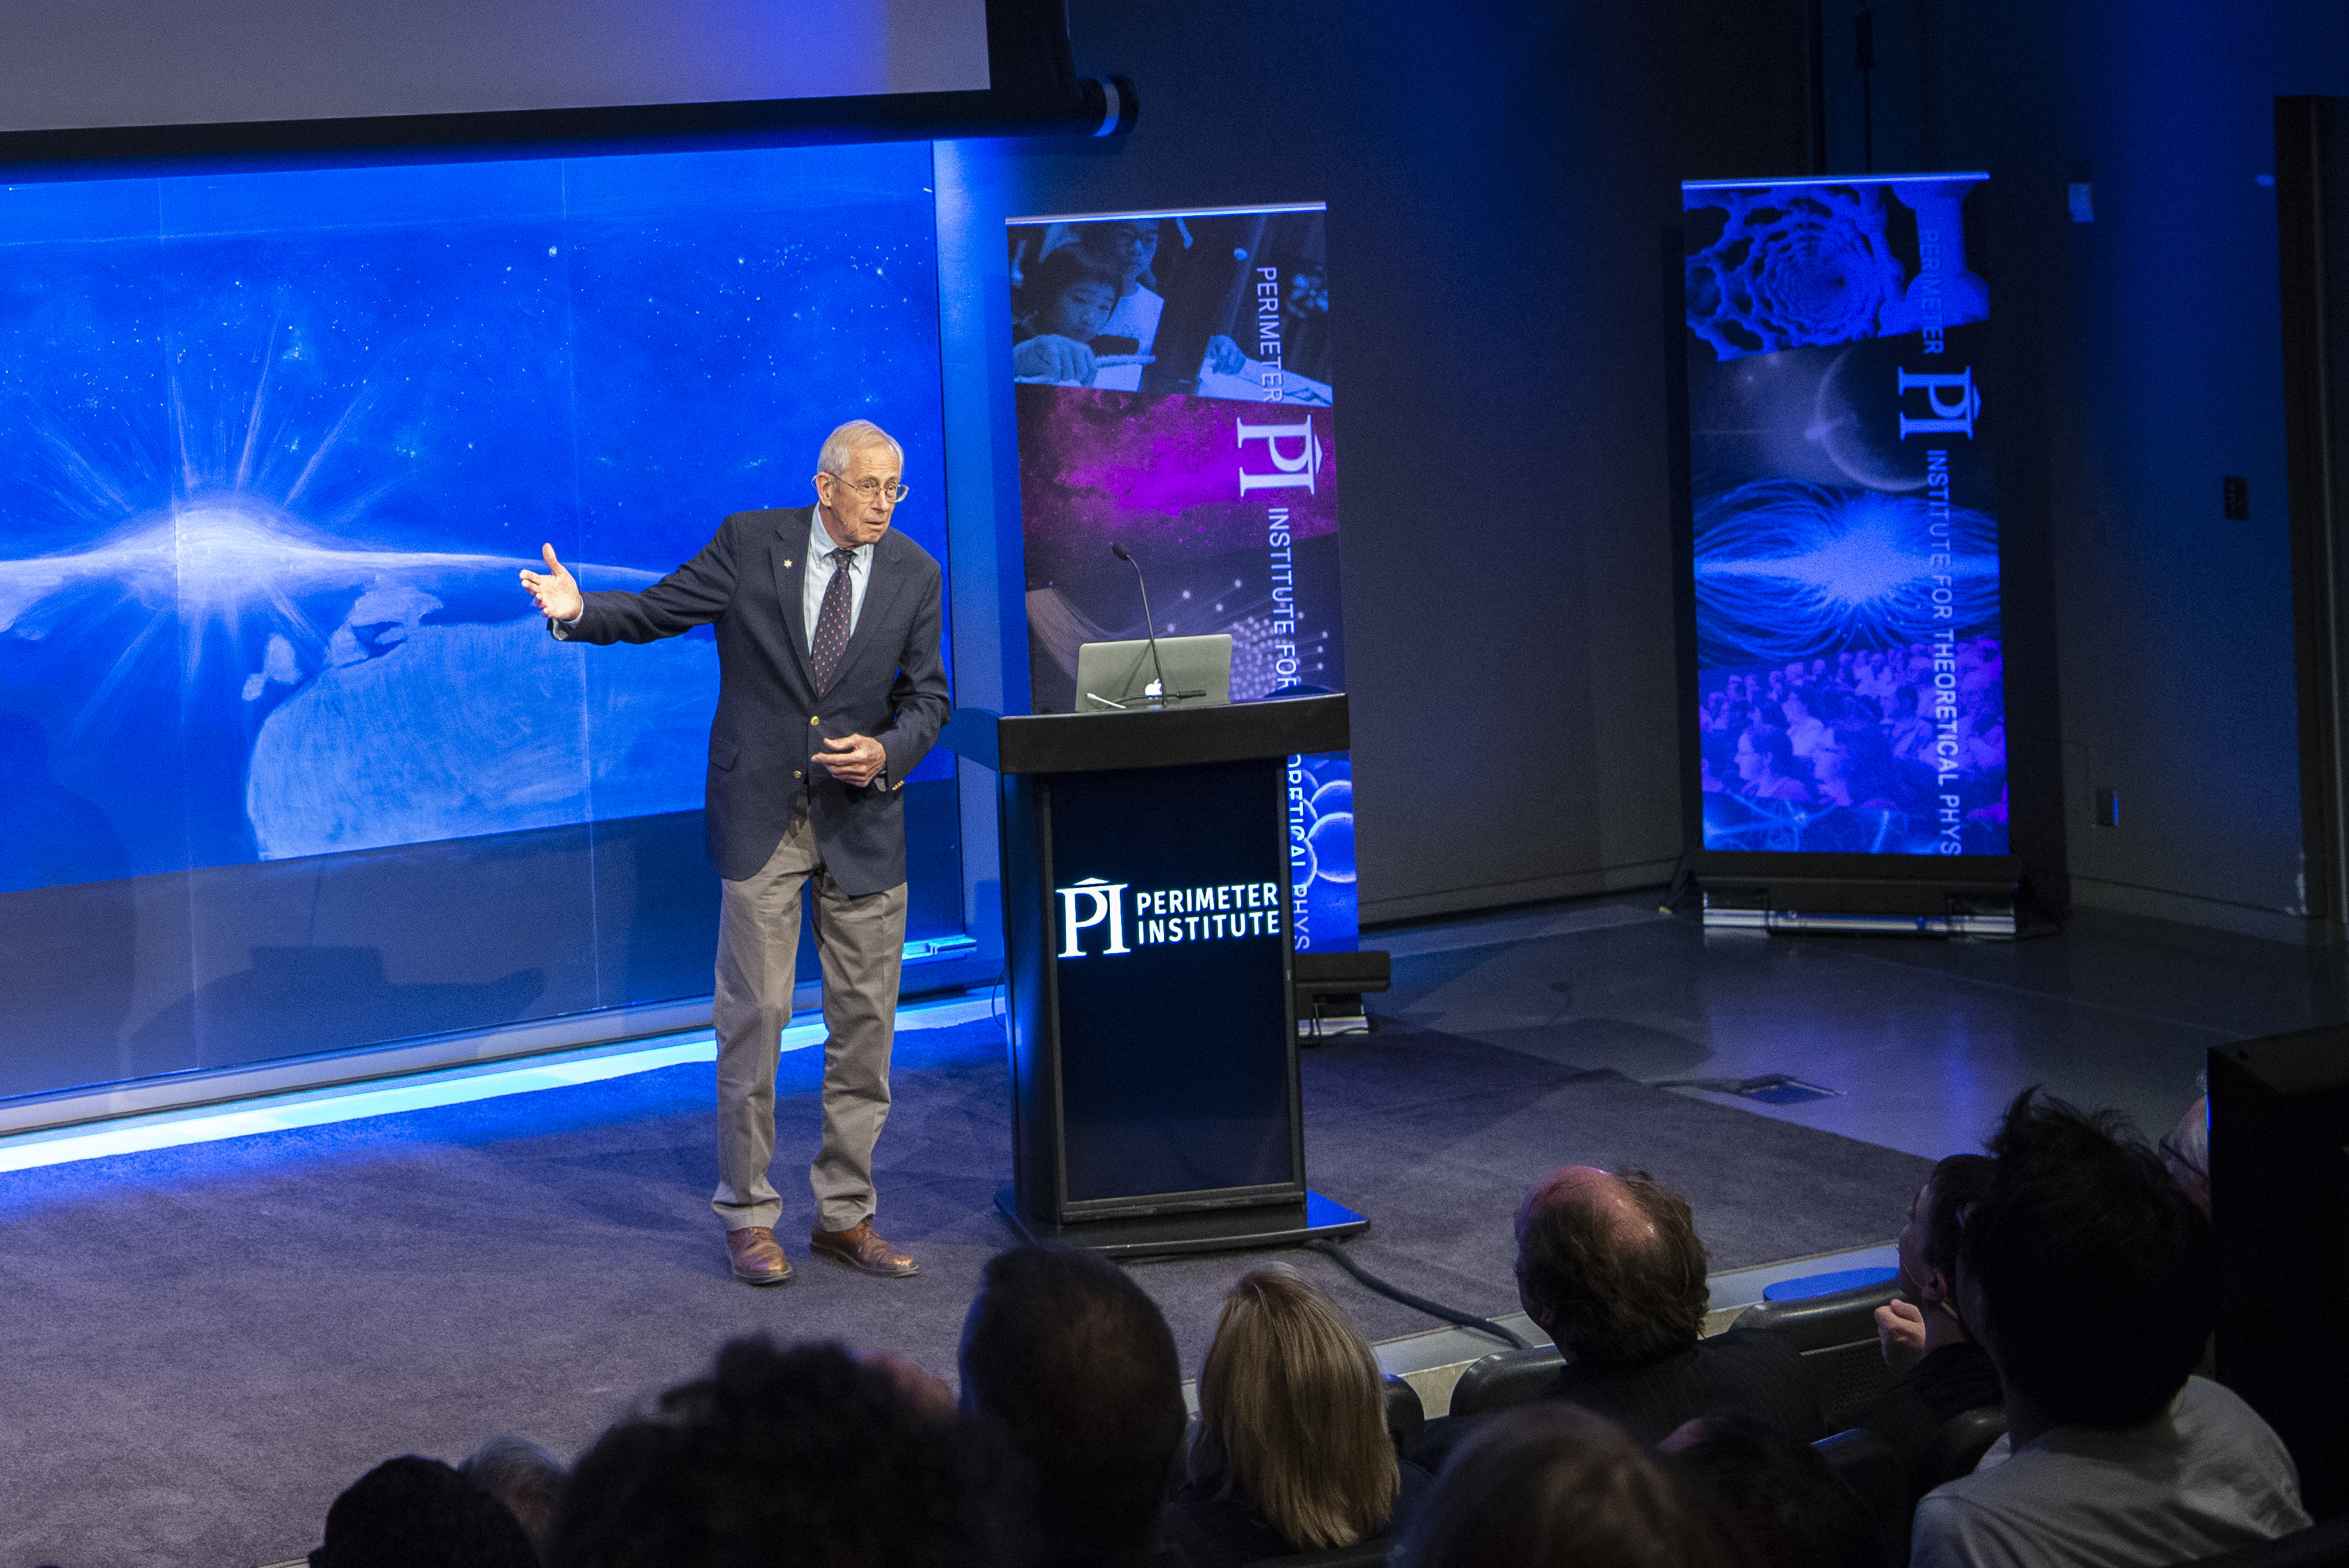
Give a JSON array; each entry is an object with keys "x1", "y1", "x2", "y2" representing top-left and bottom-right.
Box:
[{"x1": 557, "y1": 506, "x2": 951, "y2": 895}]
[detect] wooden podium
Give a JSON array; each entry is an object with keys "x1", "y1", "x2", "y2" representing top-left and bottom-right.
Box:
[{"x1": 941, "y1": 693, "x2": 1367, "y2": 1257}]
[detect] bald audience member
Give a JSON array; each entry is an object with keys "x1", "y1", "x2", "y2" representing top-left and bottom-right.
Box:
[{"x1": 1415, "y1": 1166, "x2": 1821, "y2": 1471}]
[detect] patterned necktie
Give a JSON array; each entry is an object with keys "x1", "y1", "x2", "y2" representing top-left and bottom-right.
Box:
[{"x1": 808, "y1": 546, "x2": 857, "y2": 691}]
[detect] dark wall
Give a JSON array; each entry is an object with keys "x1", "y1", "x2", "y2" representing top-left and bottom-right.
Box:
[
  {"x1": 1822, "y1": 0, "x2": 2349, "y2": 939},
  {"x1": 957, "y1": 0, "x2": 1810, "y2": 925}
]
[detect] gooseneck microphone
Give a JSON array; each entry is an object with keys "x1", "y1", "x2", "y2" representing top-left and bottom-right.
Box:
[{"x1": 1110, "y1": 541, "x2": 1171, "y2": 704}]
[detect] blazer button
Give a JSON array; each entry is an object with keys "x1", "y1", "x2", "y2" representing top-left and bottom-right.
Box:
[
  {"x1": 809, "y1": 716, "x2": 821, "y2": 726},
  {"x1": 794, "y1": 770, "x2": 803, "y2": 779}
]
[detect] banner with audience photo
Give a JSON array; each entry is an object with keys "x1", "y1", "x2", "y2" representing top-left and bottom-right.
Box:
[
  {"x1": 1007, "y1": 203, "x2": 1354, "y2": 950},
  {"x1": 1682, "y1": 174, "x2": 2006, "y2": 857}
]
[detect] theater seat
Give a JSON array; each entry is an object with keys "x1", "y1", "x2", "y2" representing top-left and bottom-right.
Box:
[
  {"x1": 2178, "y1": 1515, "x2": 2349, "y2": 1567},
  {"x1": 1241, "y1": 1540, "x2": 1393, "y2": 1568},
  {"x1": 1444, "y1": 1345, "x2": 1566, "y2": 1420},
  {"x1": 1732, "y1": 1277, "x2": 1904, "y2": 1430},
  {"x1": 1813, "y1": 1427, "x2": 1905, "y2": 1567},
  {"x1": 1916, "y1": 1403, "x2": 2007, "y2": 1490},
  {"x1": 1383, "y1": 1372, "x2": 1426, "y2": 1458}
]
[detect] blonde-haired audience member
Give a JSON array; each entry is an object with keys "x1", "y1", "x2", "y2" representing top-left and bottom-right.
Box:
[{"x1": 1167, "y1": 1267, "x2": 1430, "y2": 1566}]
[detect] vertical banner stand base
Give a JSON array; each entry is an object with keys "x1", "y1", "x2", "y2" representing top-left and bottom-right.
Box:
[
  {"x1": 996, "y1": 1188, "x2": 1367, "y2": 1260},
  {"x1": 1698, "y1": 857, "x2": 2020, "y2": 938}
]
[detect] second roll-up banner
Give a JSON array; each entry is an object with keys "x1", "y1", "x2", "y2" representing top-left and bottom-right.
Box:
[
  {"x1": 1682, "y1": 173, "x2": 2005, "y2": 860},
  {"x1": 1006, "y1": 203, "x2": 1356, "y2": 951}
]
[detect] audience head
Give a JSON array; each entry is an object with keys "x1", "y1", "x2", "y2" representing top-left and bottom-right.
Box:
[
  {"x1": 459, "y1": 1436, "x2": 564, "y2": 1557},
  {"x1": 1514, "y1": 1166, "x2": 1709, "y2": 1369},
  {"x1": 548, "y1": 1338, "x2": 1002, "y2": 1568},
  {"x1": 1896, "y1": 1152, "x2": 1995, "y2": 1315},
  {"x1": 959, "y1": 1243, "x2": 1188, "y2": 1565},
  {"x1": 311, "y1": 1455, "x2": 538, "y2": 1568},
  {"x1": 1817, "y1": 718, "x2": 1897, "y2": 795},
  {"x1": 1019, "y1": 243, "x2": 1123, "y2": 342},
  {"x1": 1787, "y1": 685, "x2": 1841, "y2": 723},
  {"x1": 1660, "y1": 1409, "x2": 1878, "y2": 1568},
  {"x1": 1395, "y1": 1403, "x2": 1733, "y2": 1568},
  {"x1": 1959, "y1": 1089, "x2": 2219, "y2": 1430},
  {"x1": 2159, "y1": 1093, "x2": 2212, "y2": 1215},
  {"x1": 1735, "y1": 725, "x2": 1795, "y2": 785},
  {"x1": 1190, "y1": 1265, "x2": 1399, "y2": 1552}
]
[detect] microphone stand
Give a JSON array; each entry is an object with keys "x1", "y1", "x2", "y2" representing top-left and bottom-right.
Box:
[{"x1": 1111, "y1": 542, "x2": 1171, "y2": 706}]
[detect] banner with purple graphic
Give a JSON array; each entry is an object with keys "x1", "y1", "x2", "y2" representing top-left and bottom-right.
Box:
[
  {"x1": 1682, "y1": 174, "x2": 2006, "y2": 856},
  {"x1": 1008, "y1": 203, "x2": 1354, "y2": 949}
]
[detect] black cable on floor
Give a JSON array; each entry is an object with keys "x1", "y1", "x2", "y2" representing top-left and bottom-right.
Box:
[{"x1": 1304, "y1": 1239, "x2": 1532, "y2": 1350}]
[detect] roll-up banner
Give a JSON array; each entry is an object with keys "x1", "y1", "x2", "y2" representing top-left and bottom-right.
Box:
[
  {"x1": 1680, "y1": 174, "x2": 2011, "y2": 929},
  {"x1": 1006, "y1": 203, "x2": 1354, "y2": 951}
]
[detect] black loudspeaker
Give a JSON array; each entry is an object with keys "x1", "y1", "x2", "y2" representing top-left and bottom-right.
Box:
[{"x1": 2209, "y1": 1028, "x2": 2349, "y2": 1520}]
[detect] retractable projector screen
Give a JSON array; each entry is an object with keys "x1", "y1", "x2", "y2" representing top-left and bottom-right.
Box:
[{"x1": 0, "y1": 140, "x2": 963, "y2": 1105}]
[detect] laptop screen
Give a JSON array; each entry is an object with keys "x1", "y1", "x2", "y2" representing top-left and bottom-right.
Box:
[{"x1": 1073, "y1": 635, "x2": 1234, "y2": 712}]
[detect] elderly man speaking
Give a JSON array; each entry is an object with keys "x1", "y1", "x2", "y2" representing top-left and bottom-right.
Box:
[{"x1": 521, "y1": 419, "x2": 949, "y2": 1286}]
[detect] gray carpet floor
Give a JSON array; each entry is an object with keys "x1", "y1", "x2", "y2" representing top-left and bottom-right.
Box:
[{"x1": 0, "y1": 1016, "x2": 1930, "y2": 1567}]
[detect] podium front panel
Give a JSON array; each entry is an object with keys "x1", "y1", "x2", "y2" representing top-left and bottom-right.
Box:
[{"x1": 1005, "y1": 754, "x2": 1304, "y2": 1220}]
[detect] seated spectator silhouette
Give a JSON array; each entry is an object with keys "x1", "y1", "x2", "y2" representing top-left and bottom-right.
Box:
[
  {"x1": 1395, "y1": 1402, "x2": 1735, "y2": 1568},
  {"x1": 1415, "y1": 1166, "x2": 1820, "y2": 1471},
  {"x1": 1856, "y1": 1153, "x2": 2003, "y2": 1495},
  {"x1": 460, "y1": 1436, "x2": 566, "y2": 1561},
  {"x1": 1168, "y1": 1267, "x2": 1430, "y2": 1565},
  {"x1": 1888, "y1": 686, "x2": 1932, "y2": 760},
  {"x1": 311, "y1": 1455, "x2": 538, "y2": 1568},
  {"x1": 1518, "y1": 1167, "x2": 1821, "y2": 1443},
  {"x1": 546, "y1": 1338, "x2": 1004, "y2": 1568},
  {"x1": 1782, "y1": 686, "x2": 1832, "y2": 761},
  {"x1": 1911, "y1": 1091, "x2": 2311, "y2": 1567},
  {"x1": 1660, "y1": 1407, "x2": 1882, "y2": 1568},
  {"x1": 1813, "y1": 719, "x2": 1905, "y2": 812},
  {"x1": 959, "y1": 1243, "x2": 1190, "y2": 1567}
]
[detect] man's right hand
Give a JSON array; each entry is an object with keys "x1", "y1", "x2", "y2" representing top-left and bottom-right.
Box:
[
  {"x1": 520, "y1": 542, "x2": 583, "y2": 622},
  {"x1": 1874, "y1": 1297, "x2": 1928, "y2": 1374}
]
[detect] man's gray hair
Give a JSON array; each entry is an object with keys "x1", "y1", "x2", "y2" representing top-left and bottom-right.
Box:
[
  {"x1": 460, "y1": 1434, "x2": 566, "y2": 1547},
  {"x1": 817, "y1": 419, "x2": 904, "y2": 477}
]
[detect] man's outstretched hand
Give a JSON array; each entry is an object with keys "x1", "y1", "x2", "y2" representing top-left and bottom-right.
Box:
[
  {"x1": 817, "y1": 733, "x2": 887, "y2": 788},
  {"x1": 520, "y1": 543, "x2": 584, "y2": 623}
]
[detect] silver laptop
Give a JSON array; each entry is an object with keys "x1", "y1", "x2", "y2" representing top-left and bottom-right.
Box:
[{"x1": 1074, "y1": 634, "x2": 1233, "y2": 712}]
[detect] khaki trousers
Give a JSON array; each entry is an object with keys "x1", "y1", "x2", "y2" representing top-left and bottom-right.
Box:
[{"x1": 710, "y1": 795, "x2": 909, "y2": 1234}]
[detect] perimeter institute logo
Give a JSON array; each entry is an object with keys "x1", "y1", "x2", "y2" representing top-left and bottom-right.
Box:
[{"x1": 1057, "y1": 877, "x2": 1285, "y2": 958}]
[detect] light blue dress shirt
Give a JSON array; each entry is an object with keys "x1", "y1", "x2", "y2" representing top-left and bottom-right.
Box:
[{"x1": 803, "y1": 510, "x2": 873, "y2": 650}]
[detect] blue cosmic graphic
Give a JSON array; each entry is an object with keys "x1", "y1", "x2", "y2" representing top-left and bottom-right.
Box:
[
  {"x1": 1693, "y1": 479, "x2": 1998, "y2": 666},
  {"x1": 0, "y1": 145, "x2": 946, "y2": 895}
]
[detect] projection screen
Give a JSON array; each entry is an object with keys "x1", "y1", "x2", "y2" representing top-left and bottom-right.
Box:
[{"x1": 0, "y1": 139, "x2": 963, "y2": 1105}]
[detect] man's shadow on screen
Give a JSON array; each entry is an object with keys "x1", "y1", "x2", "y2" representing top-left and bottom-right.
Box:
[{"x1": 0, "y1": 711, "x2": 138, "y2": 1097}]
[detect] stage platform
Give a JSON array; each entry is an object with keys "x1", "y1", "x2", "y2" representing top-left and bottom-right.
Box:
[{"x1": 5, "y1": 892, "x2": 2335, "y2": 1567}]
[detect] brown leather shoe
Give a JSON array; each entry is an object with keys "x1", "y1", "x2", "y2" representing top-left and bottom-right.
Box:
[
  {"x1": 726, "y1": 1226, "x2": 793, "y2": 1286},
  {"x1": 809, "y1": 1217, "x2": 918, "y2": 1278}
]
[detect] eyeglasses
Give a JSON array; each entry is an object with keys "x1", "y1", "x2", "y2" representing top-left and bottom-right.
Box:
[{"x1": 828, "y1": 475, "x2": 909, "y2": 504}]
